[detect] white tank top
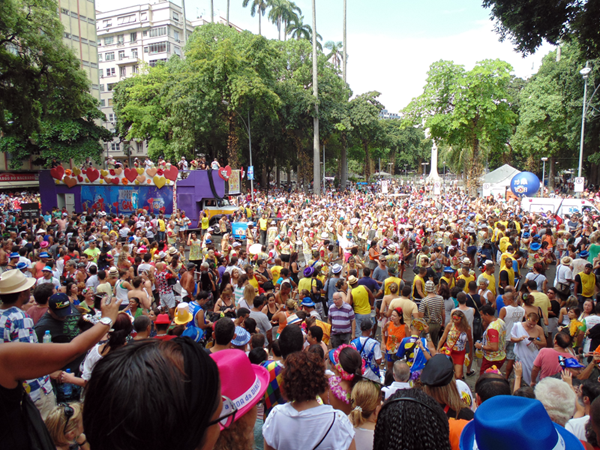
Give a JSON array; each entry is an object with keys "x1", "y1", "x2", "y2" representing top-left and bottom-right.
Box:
[{"x1": 115, "y1": 280, "x2": 129, "y2": 305}]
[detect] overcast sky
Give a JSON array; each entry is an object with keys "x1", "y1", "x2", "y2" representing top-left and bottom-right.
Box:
[{"x1": 97, "y1": 0, "x2": 555, "y2": 112}]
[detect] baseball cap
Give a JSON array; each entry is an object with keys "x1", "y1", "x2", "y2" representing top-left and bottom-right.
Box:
[{"x1": 48, "y1": 293, "x2": 72, "y2": 318}]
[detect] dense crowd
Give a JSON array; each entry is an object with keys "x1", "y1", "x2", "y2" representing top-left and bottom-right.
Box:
[{"x1": 4, "y1": 180, "x2": 600, "y2": 450}]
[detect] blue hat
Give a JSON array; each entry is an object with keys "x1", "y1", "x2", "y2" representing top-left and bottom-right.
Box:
[
  {"x1": 9, "y1": 252, "x2": 19, "y2": 259},
  {"x1": 16, "y1": 262, "x2": 28, "y2": 270},
  {"x1": 303, "y1": 267, "x2": 314, "y2": 277},
  {"x1": 205, "y1": 239, "x2": 212, "y2": 244},
  {"x1": 301, "y1": 297, "x2": 315, "y2": 308},
  {"x1": 580, "y1": 251, "x2": 590, "y2": 258},
  {"x1": 42, "y1": 266, "x2": 53, "y2": 272},
  {"x1": 39, "y1": 252, "x2": 49, "y2": 258},
  {"x1": 331, "y1": 264, "x2": 342, "y2": 274},
  {"x1": 533, "y1": 234, "x2": 540, "y2": 239},
  {"x1": 231, "y1": 326, "x2": 251, "y2": 347},
  {"x1": 558, "y1": 355, "x2": 585, "y2": 369},
  {"x1": 443, "y1": 266, "x2": 454, "y2": 273},
  {"x1": 522, "y1": 232, "x2": 530, "y2": 238},
  {"x1": 460, "y1": 395, "x2": 583, "y2": 450},
  {"x1": 530, "y1": 243, "x2": 541, "y2": 251}
]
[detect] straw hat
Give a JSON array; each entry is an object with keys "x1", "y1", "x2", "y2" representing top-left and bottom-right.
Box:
[{"x1": 0, "y1": 269, "x2": 36, "y2": 294}]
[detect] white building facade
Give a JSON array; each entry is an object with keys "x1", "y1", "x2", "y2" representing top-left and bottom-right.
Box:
[{"x1": 96, "y1": 1, "x2": 197, "y2": 161}]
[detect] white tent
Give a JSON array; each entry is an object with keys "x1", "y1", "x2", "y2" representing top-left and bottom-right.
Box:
[{"x1": 482, "y1": 164, "x2": 521, "y2": 197}]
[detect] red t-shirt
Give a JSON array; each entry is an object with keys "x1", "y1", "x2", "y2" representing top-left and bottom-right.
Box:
[{"x1": 533, "y1": 348, "x2": 574, "y2": 379}]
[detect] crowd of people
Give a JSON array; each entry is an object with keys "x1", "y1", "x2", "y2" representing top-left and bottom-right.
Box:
[{"x1": 4, "y1": 178, "x2": 600, "y2": 449}]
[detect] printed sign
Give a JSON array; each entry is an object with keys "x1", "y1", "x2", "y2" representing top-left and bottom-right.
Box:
[
  {"x1": 574, "y1": 177, "x2": 585, "y2": 193},
  {"x1": 229, "y1": 170, "x2": 241, "y2": 195},
  {"x1": 231, "y1": 222, "x2": 249, "y2": 240},
  {"x1": 81, "y1": 186, "x2": 173, "y2": 215},
  {"x1": 247, "y1": 166, "x2": 254, "y2": 181}
]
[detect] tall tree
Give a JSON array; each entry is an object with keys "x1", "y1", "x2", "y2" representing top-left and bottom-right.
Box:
[
  {"x1": 341, "y1": 0, "x2": 348, "y2": 189},
  {"x1": 404, "y1": 59, "x2": 517, "y2": 194},
  {"x1": 268, "y1": 0, "x2": 300, "y2": 41},
  {"x1": 325, "y1": 41, "x2": 343, "y2": 69},
  {"x1": 242, "y1": 0, "x2": 269, "y2": 36},
  {"x1": 0, "y1": 0, "x2": 111, "y2": 166},
  {"x1": 483, "y1": 0, "x2": 600, "y2": 59},
  {"x1": 311, "y1": 0, "x2": 320, "y2": 195}
]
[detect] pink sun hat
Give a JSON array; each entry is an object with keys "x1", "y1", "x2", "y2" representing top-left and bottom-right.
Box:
[{"x1": 210, "y1": 349, "x2": 269, "y2": 429}]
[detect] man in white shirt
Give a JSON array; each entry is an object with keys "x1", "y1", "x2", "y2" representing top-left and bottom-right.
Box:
[
  {"x1": 499, "y1": 290, "x2": 525, "y2": 380},
  {"x1": 351, "y1": 320, "x2": 382, "y2": 383},
  {"x1": 85, "y1": 266, "x2": 100, "y2": 291},
  {"x1": 382, "y1": 361, "x2": 411, "y2": 399},
  {"x1": 36, "y1": 267, "x2": 59, "y2": 288},
  {"x1": 555, "y1": 257, "x2": 574, "y2": 301},
  {"x1": 566, "y1": 381, "x2": 600, "y2": 441}
]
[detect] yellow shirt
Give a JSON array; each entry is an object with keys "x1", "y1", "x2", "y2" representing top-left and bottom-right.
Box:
[
  {"x1": 458, "y1": 274, "x2": 474, "y2": 293},
  {"x1": 384, "y1": 277, "x2": 402, "y2": 295},
  {"x1": 482, "y1": 272, "x2": 496, "y2": 296},
  {"x1": 351, "y1": 285, "x2": 371, "y2": 315},
  {"x1": 158, "y1": 219, "x2": 165, "y2": 232},
  {"x1": 298, "y1": 277, "x2": 312, "y2": 294},
  {"x1": 578, "y1": 272, "x2": 596, "y2": 298},
  {"x1": 259, "y1": 218, "x2": 268, "y2": 231},
  {"x1": 201, "y1": 217, "x2": 209, "y2": 230},
  {"x1": 412, "y1": 275, "x2": 425, "y2": 299},
  {"x1": 271, "y1": 265, "x2": 283, "y2": 285}
]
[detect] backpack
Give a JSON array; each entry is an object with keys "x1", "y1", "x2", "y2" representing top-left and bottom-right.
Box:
[{"x1": 351, "y1": 337, "x2": 380, "y2": 378}]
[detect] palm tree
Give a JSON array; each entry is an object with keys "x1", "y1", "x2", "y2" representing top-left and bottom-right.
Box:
[
  {"x1": 286, "y1": 16, "x2": 322, "y2": 50},
  {"x1": 242, "y1": 0, "x2": 269, "y2": 35},
  {"x1": 268, "y1": 0, "x2": 301, "y2": 41},
  {"x1": 325, "y1": 41, "x2": 343, "y2": 69},
  {"x1": 286, "y1": 15, "x2": 311, "y2": 40}
]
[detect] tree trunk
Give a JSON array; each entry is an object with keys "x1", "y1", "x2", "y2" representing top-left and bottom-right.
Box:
[
  {"x1": 549, "y1": 156, "x2": 556, "y2": 191},
  {"x1": 364, "y1": 141, "x2": 370, "y2": 181},
  {"x1": 467, "y1": 137, "x2": 482, "y2": 196},
  {"x1": 276, "y1": 165, "x2": 280, "y2": 187},
  {"x1": 227, "y1": 111, "x2": 239, "y2": 168}
]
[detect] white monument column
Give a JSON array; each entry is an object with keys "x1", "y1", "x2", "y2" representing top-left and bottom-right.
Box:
[{"x1": 426, "y1": 130, "x2": 441, "y2": 183}]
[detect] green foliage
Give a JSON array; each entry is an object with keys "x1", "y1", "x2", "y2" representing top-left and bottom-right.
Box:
[
  {"x1": 0, "y1": 0, "x2": 111, "y2": 167},
  {"x1": 483, "y1": 0, "x2": 600, "y2": 59},
  {"x1": 404, "y1": 59, "x2": 517, "y2": 192}
]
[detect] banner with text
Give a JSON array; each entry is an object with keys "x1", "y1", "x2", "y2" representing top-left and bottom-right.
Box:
[{"x1": 81, "y1": 185, "x2": 173, "y2": 215}]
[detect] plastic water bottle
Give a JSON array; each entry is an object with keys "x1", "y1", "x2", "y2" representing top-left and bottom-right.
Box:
[
  {"x1": 43, "y1": 330, "x2": 52, "y2": 343},
  {"x1": 63, "y1": 369, "x2": 73, "y2": 398}
]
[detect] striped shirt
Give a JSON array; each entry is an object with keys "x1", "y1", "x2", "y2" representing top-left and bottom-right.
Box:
[
  {"x1": 0, "y1": 307, "x2": 52, "y2": 401},
  {"x1": 328, "y1": 303, "x2": 355, "y2": 335},
  {"x1": 418, "y1": 295, "x2": 445, "y2": 325}
]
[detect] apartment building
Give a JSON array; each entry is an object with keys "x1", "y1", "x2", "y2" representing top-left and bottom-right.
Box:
[{"x1": 96, "y1": 1, "x2": 198, "y2": 162}]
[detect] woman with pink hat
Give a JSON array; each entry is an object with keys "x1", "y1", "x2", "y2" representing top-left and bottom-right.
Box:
[{"x1": 211, "y1": 349, "x2": 269, "y2": 450}]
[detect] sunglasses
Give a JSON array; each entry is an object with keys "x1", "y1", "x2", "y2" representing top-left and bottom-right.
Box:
[
  {"x1": 207, "y1": 396, "x2": 238, "y2": 428},
  {"x1": 59, "y1": 403, "x2": 74, "y2": 435}
]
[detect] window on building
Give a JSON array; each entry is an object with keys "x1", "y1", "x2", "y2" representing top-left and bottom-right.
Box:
[
  {"x1": 130, "y1": 32, "x2": 137, "y2": 42},
  {"x1": 100, "y1": 99, "x2": 106, "y2": 107},
  {"x1": 91, "y1": 62, "x2": 97, "y2": 68},
  {"x1": 70, "y1": 11, "x2": 78, "y2": 17},
  {"x1": 104, "y1": 36, "x2": 114, "y2": 45},
  {"x1": 97, "y1": 39, "x2": 101, "y2": 46},
  {"x1": 108, "y1": 98, "x2": 113, "y2": 106},
  {"x1": 149, "y1": 59, "x2": 167, "y2": 67},
  {"x1": 148, "y1": 41, "x2": 167, "y2": 54},
  {"x1": 88, "y1": 18, "x2": 95, "y2": 24},
  {"x1": 120, "y1": 67, "x2": 126, "y2": 77},
  {"x1": 100, "y1": 84, "x2": 105, "y2": 91},
  {"x1": 137, "y1": 144, "x2": 143, "y2": 153},
  {"x1": 64, "y1": 32, "x2": 71, "y2": 39},
  {"x1": 174, "y1": 46, "x2": 181, "y2": 56},
  {"x1": 144, "y1": 46, "x2": 148, "y2": 53},
  {"x1": 108, "y1": 113, "x2": 116, "y2": 122},
  {"x1": 72, "y1": 35, "x2": 79, "y2": 41},
  {"x1": 118, "y1": 50, "x2": 125, "y2": 60},
  {"x1": 111, "y1": 143, "x2": 120, "y2": 151},
  {"x1": 173, "y1": 11, "x2": 179, "y2": 21},
  {"x1": 106, "y1": 67, "x2": 115, "y2": 77},
  {"x1": 92, "y1": 84, "x2": 99, "y2": 90},
  {"x1": 82, "y1": 60, "x2": 90, "y2": 66},
  {"x1": 117, "y1": 34, "x2": 124, "y2": 44},
  {"x1": 131, "y1": 48, "x2": 138, "y2": 58},
  {"x1": 132, "y1": 65, "x2": 139, "y2": 74},
  {"x1": 81, "y1": 38, "x2": 88, "y2": 44},
  {"x1": 141, "y1": 12, "x2": 148, "y2": 21},
  {"x1": 149, "y1": 26, "x2": 167, "y2": 37},
  {"x1": 98, "y1": 53, "x2": 102, "y2": 61},
  {"x1": 174, "y1": 30, "x2": 180, "y2": 42},
  {"x1": 107, "y1": 83, "x2": 117, "y2": 91},
  {"x1": 117, "y1": 15, "x2": 136, "y2": 25},
  {"x1": 80, "y1": 15, "x2": 87, "y2": 21},
  {"x1": 105, "y1": 52, "x2": 115, "y2": 61},
  {"x1": 103, "y1": 19, "x2": 112, "y2": 27}
]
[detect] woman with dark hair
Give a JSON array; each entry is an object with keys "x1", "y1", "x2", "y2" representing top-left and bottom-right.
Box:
[
  {"x1": 374, "y1": 388, "x2": 451, "y2": 450},
  {"x1": 83, "y1": 338, "x2": 224, "y2": 450},
  {"x1": 263, "y1": 351, "x2": 356, "y2": 450},
  {"x1": 526, "y1": 262, "x2": 547, "y2": 293},
  {"x1": 324, "y1": 345, "x2": 365, "y2": 415},
  {"x1": 60, "y1": 312, "x2": 134, "y2": 388},
  {"x1": 289, "y1": 252, "x2": 300, "y2": 285}
]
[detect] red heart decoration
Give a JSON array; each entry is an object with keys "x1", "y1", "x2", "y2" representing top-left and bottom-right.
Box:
[
  {"x1": 124, "y1": 168, "x2": 137, "y2": 183},
  {"x1": 159, "y1": 206, "x2": 166, "y2": 213},
  {"x1": 109, "y1": 169, "x2": 115, "y2": 176},
  {"x1": 86, "y1": 168, "x2": 99, "y2": 182},
  {"x1": 77, "y1": 175, "x2": 83, "y2": 182},
  {"x1": 63, "y1": 176, "x2": 78, "y2": 188},
  {"x1": 164, "y1": 166, "x2": 179, "y2": 181},
  {"x1": 50, "y1": 166, "x2": 65, "y2": 180},
  {"x1": 218, "y1": 165, "x2": 232, "y2": 181},
  {"x1": 113, "y1": 202, "x2": 119, "y2": 210},
  {"x1": 111, "y1": 178, "x2": 119, "y2": 185},
  {"x1": 143, "y1": 206, "x2": 149, "y2": 211}
]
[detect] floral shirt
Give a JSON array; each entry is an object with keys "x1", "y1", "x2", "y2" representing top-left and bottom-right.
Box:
[{"x1": 482, "y1": 318, "x2": 506, "y2": 361}]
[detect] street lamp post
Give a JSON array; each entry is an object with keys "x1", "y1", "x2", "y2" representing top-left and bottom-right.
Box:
[
  {"x1": 541, "y1": 157, "x2": 548, "y2": 198},
  {"x1": 578, "y1": 66, "x2": 592, "y2": 180},
  {"x1": 422, "y1": 162, "x2": 429, "y2": 177},
  {"x1": 443, "y1": 161, "x2": 446, "y2": 179}
]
